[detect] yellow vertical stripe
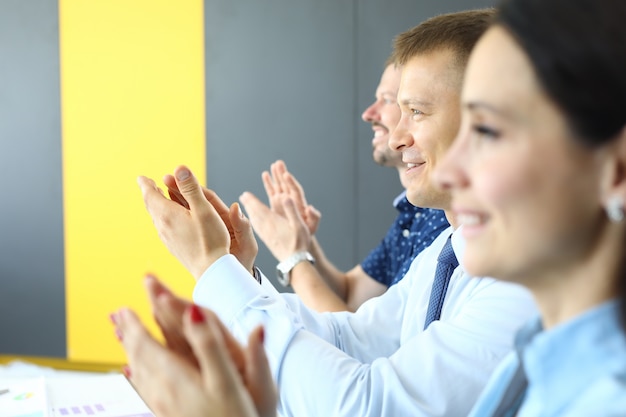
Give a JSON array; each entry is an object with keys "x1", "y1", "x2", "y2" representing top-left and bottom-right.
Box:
[{"x1": 60, "y1": 0, "x2": 205, "y2": 363}]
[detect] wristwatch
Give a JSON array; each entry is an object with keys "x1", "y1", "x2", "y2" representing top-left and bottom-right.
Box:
[{"x1": 276, "y1": 251, "x2": 315, "y2": 287}]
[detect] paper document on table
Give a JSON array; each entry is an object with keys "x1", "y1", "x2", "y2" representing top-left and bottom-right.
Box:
[
  {"x1": 0, "y1": 376, "x2": 49, "y2": 417},
  {"x1": 46, "y1": 374, "x2": 153, "y2": 417}
]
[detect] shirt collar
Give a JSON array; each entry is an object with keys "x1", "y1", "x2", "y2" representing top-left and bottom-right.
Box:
[
  {"x1": 393, "y1": 190, "x2": 426, "y2": 216},
  {"x1": 518, "y1": 300, "x2": 626, "y2": 414},
  {"x1": 450, "y1": 225, "x2": 463, "y2": 261},
  {"x1": 392, "y1": 190, "x2": 408, "y2": 208}
]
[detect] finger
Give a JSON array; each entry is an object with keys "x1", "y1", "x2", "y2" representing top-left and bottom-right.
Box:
[
  {"x1": 282, "y1": 196, "x2": 306, "y2": 228},
  {"x1": 163, "y1": 174, "x2": 177, "y2": 190},
  {"x1": 305, "y1": 204, "x2": 322, "y2": 234},
  {"x1": 239, "y1": 191, "x2": 272, "y2": 226},
  {"x1": 156, "y1": 295, "x2": 199, "y2": 366},
  {"x1": 282, "y1": 171, "x2": 308, "y2": 217},
  {"x1": 271, "y1": 160, "x2": 288, "y2": 192},
  {"x1": 115, "y1": 308, "x2": 162, "y2": 386},
  {"x1": 182, "y1": 306, "x2": 247, "y2": 392},
  {"x1": 209, "y1": 308, "x2": 248, "y2": 375},
  {"x1": 184, "y1": 305, "x2": 248, "y2": 376},
  {"x1": 164, "y1": 174, "x2": 189, "y2": 209},
  {"x1": 228, "y1": 202, "x2": 258, "y2": 268},
  {"x1": 172, "y1": 166, "x2": 211, "y2": 214},
  {"x1": 202, "y1": 187, "x2": 231, "y2": 218},
  {"x1": 261, "y1": 171, "x2": 276, "y2": 199},
  {"x1": 144, "y1": 276, "x2": 195, "y2": 360},
  {"x1": 269, "y1": 162, "x2": 283, "y2": 194},
  {"x1": 137, "y1": 175, "x2": 171, "y2": 216},
  {"x1": 201, "y1": 187, "x2": 237, "y2": 240},
  {"x1": 244, "y1": 326, "x2": 277, "y2": 417},
  {"x1": 115, "y1": 308, "x2": 199, "y2": 416},
  {"x1": 229, "y1": 202, "x2": 253, "y2": 238},
  {"x1": 283, "y1": 170, "x2": 307, "y2": 203},
  {"x1": 144, "y1": 274, "x2": 173, "y2": 301},
  {"x1": 306, "y1": 204, "x2": 321, "y2": 220}
]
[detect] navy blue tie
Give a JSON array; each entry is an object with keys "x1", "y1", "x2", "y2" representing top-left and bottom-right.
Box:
[{"x1": 424, "y1": 235, "x2": 458, "y2": 329}]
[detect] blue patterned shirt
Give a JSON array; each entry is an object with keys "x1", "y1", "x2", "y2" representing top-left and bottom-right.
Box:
[{"x1": 360, "y1": 191, "x2": 449, "y2": 287}]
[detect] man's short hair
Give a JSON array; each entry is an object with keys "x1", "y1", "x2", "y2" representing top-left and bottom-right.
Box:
[{"x1": 392, "y1": 9, "x2": 495, "y2": 73}]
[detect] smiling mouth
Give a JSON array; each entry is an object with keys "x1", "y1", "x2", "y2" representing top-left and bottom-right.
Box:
[
  {"x1": 406, "y1": 162, "x2": 424, "y2": 169},
  {"x1": 371, "y1": 122, "x2": 388, "y2": 134},
  {"x1": 457, "y1": 213, "x2": 482, "y2": 226}
]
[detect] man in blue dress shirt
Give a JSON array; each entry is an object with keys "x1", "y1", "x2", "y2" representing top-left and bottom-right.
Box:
[{"x1": 239, "y1": 61, "x2": 448, "y2": 312}]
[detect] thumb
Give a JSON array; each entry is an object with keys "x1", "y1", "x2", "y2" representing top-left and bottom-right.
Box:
[
  {"x1": 173, "y1": 166, "x2": 206, "y2": 211},
  {"x1": 229, "y1": 202, "x2": 252, "y2": 237},
  {"x1": 306, "y1": 204, "x2": 321, "y2": 221},
  {"x1": 304, "y1": 204, "x2": 321, "y2": 235}
]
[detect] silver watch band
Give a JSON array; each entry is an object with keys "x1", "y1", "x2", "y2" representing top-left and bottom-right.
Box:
[{"x1": 276, "y1": 251, "x2": 315, "y2": 287}]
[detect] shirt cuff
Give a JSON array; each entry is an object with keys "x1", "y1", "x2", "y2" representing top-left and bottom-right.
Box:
[
  {"x1": 260, "y1": 269, "x2": 281, "y2": 296},
  {"x1": 193, "y1": 254, "x2": 270, "y2": 323}
]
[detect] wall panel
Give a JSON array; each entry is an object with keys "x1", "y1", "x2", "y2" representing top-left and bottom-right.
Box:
[
  {"x1": 59, "y1": 0, "x2": 205, "y2": 363},
  {"x1": 0, "y1": 0, "x2": 66, "y2": 358}
]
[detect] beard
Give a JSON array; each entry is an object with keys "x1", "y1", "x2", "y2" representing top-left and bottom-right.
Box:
[{"x1": 373, "y1": 146, "x2": 402, "y2": 167}]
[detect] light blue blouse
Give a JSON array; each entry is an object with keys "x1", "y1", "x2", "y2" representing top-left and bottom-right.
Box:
[{"x1": 469, "y1": 300, "x2": 626, "y2": 416}]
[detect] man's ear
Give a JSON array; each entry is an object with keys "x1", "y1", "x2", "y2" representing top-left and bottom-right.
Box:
[{"x1": 600, "y1": 125, "x2": 626, "y2": 222}]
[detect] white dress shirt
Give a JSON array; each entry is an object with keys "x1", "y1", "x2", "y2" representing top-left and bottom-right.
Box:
[{"x1": 193, "y1": 226, "x2": 537, "y2": 416}]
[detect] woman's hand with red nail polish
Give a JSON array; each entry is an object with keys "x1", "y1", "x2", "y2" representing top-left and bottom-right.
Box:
[{"x1": 115, "y1": 291, "x2": 276, "y2": 417}]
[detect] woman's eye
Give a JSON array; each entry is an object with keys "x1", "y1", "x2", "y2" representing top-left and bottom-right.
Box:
[
  {"x1": 411, "y1": 109, "x2": 423, "y2": 116},
  {"x1": 472, "y1": 124, "x2": 500, "y2": 139}
]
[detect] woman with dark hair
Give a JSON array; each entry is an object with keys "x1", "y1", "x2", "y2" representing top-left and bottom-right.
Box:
[{"x1": 436, "y1": 0, "x2": 626, "y2": 415}]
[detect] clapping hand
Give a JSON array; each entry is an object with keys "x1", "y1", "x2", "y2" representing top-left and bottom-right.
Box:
[
  {"x1": 112, "y1": 275, "x2": 277, "y2": 417},
  {"x1": 138, "y1": 165, "x2": 258, "y2": 279}
]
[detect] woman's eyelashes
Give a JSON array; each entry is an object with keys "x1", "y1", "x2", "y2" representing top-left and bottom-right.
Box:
[{"x1": 471, "y1": 124, "x2": 501, "y2": 140}]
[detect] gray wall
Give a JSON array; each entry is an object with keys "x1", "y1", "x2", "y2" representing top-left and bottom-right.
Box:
[
  {"x1": 0, "y1": 0, "x2": 66, "y2": 357},
  {"x1": 0, "y1": 0, "x2": 494, "y2": 357}
]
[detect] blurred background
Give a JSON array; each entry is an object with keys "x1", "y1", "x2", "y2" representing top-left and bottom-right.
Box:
[{"x1": 0, "y1": 0, "x2": 494, "y2": 365}]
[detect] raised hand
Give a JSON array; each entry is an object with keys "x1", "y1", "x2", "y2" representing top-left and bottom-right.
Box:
[
  {"x1": 138, "y1": 165, "x2": 231, "y2": 280},
  {"x1": 112, "y1": 288, "x2": 277, "y2": 417},
  {"x1": 142, "y1": 275, "x2": 196, "y2": 364},
  {"x1": 262, "y1": 160, "x2": 321, "y2": 235},
  {"x1": 162, "y1": 173, "x2": 258, "y2": 274},
  {"x1": 239, "y1": 191, "x2": 311, "y2": 262}
]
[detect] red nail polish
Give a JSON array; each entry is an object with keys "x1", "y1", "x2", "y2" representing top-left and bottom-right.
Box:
[
  {"x1": 115, "y1": 328, "x2": 123, "y2": 341},
  {"x1": 122, "y1": 365, "x2": 131, "y2": 378},
  {"x1": 190, "y1": 304, "x2": 205, "y2": 323},
  {"x1": 109, "y1": 313, "x2": 117, "y2": 325}
]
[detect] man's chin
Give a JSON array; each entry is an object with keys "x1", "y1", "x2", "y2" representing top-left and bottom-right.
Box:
[
  {"x1": 372, "y1": 152, "x2": 387, "y2": 166},
  {"x1": 407, "y1": 190, "x2": 451, "y2": 211},
  {"x1": 373, "y1": 152, "x2": 402, "y2": 168}
]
